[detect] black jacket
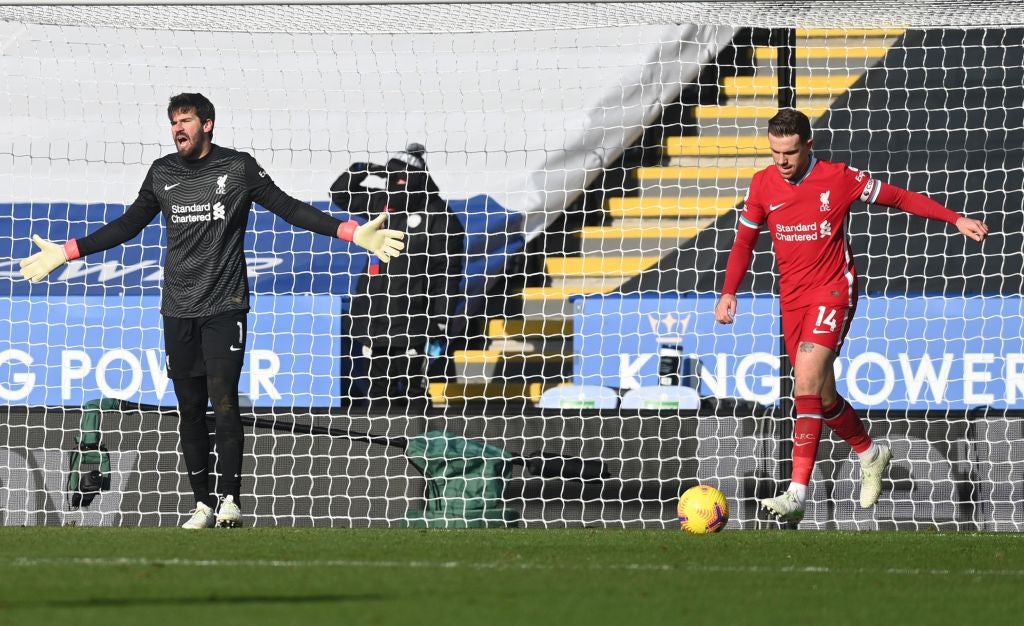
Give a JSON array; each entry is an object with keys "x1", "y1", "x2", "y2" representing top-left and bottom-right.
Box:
[{"x1": 332, "y1": 159, "x2": 465, "y2": 349}]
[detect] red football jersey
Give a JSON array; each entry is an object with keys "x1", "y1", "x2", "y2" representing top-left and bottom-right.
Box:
[{"x1": 739, "y1": 156, "x2": 882, "y2": 309}]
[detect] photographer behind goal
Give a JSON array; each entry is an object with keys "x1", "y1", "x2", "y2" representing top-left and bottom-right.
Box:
[{"x1": 331, "y1": 144, "x2": 465, "y2": 413}]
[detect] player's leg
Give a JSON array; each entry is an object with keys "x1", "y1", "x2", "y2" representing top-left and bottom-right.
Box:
[
  {"x1": 174, "y1": 377, "x2": 217, "y2": 528},
  {"x1": 760, "y1": 307, "x2": 817, "y2": 523},
  {"x1": 200, "y1": 310, "x2": 247, "y2": 527},
  {"x1": 761, "y1": 338, "x2": 834, "y2": 524},
  {"x1": 821, "y1": 367, "x2": 872, "y2": 453},
  {"x1": 165, "y1": 316, "x2": 216, "y2": 529},
  {"x1": 790, "y1": 338, "x2": 834, "y2": 492},
  {"x1": 819, "y1": 298, "x2": 872, "y2": 453},
  {"x1": 822, "y1": 375, "x2": 891, "y2": 507},
  {"x1": 763, "y1": 303, "x2": 859, "y2": 522},
  {"x1": 818, "y1": 304, "x2": 891, "y2": 508},
  {"x1": 761, "y1": 341, "x2": 834, "y2": 523}
]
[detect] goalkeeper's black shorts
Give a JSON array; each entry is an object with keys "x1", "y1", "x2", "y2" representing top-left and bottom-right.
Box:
[{"x1": 163, "y1": 309, "x2": 247, "y2": 380}]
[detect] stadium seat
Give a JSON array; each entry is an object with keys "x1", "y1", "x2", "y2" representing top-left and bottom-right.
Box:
[
  {"x1": 538, "y1": 385, "x2": 619, "y2": 409},
  {"x1": 619, "y1": 386, "x2": 700, "y2": 410}
]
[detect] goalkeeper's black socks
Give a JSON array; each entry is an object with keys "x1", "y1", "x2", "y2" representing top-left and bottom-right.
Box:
[
  {"x1": 207, "y1": 372, "x2": 244, "y2": 513},
  {"x1": 179, "y1": 423, "x2": 216, "y2": 509},
  {"x1": 174, "y1": 376, "x2": 216, "y2": 509},
  {"x1": 213, "y1": 423, "x2": 243, "y2": 510}
]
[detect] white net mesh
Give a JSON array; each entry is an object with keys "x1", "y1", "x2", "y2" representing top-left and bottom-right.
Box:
[
  {"x1": 1, "y1": 2, "x2": 1022, "y2": 530},
  {"x1": 3, "y1": 2, "x2": 1024, "y2": 32}
]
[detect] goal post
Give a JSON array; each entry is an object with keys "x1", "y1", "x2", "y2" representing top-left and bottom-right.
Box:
[{"x1": 1, "y1": 2, "x2": 1022, "y2": 529}]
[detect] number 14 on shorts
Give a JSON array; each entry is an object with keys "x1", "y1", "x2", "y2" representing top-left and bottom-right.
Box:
[{"x1": 813, "y1": 305, "x2": 840, "y2": 334}]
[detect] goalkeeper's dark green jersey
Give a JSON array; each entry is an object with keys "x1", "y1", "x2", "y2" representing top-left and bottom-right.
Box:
[{"x1": 74, "y1": 145, "x2": 343, "y2": 318}]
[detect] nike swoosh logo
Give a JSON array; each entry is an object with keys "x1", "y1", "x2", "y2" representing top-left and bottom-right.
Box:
[
  {"x1": 794, "y1": 441, "x2": 814, "y2": 447},
  {"x1": 190, "y1": 468, "x2": 207, "y2": 476},
  {"x1": 769, "y1": 203, "x2": 785, "y2": 211},
  {"x1": 164, "y1": 183, "x2": 181, "y2": 190},
  {"x1": 229, "y1": 345, "x2": 241, "y2": 352},
  {"x1": 811, "y1": 329, "x2": 832, "y2": 335}
]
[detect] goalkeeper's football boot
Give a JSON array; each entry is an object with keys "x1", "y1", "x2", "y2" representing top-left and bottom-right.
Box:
[
  {"x1": 859, "y1": 444, "x2": 892, "y2": 508},
  {"x1": 759, "y1": 491, "x2": 805, "y2": 525},
  {"x1": 216, "y1": 495, "x2": 243, "y2": 528},
  {"x1": 182, "y1": 501, "x2": 216, "y2": 529}
]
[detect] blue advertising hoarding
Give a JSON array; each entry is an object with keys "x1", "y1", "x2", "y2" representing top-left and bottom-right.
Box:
[
  {"x1": 575, "y1": 294, "x2": 1024, "y2": 410},
  {"x1": 0, "y1": 295, "x2": 341, "y2": 407}
]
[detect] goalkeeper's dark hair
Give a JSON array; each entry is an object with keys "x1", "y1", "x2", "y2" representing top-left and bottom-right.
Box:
[
  {"x1": 168, "y1": 93, "x2": 216, "y2": 129},
  {"x1": 768, "y1": 108, "x2": 812, "y2": 142}
]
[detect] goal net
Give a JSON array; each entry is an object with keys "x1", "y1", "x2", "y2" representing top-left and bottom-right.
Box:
[{"x1": 0, "y1": 1, "x2": 1021, "y2": 530}]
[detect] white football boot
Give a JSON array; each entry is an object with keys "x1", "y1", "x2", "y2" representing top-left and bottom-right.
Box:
[
  {"x1": 182, "y1": 501, "x2": 216, "y2": 529},
  {"x1": 760, "y1": 491, "x2": 805, "y2": 525},
  {"x1": 216, "y1": 495, "x2": 243, "y2": 528},
  {"x1": 859, "y1": 444, "x2": 893, "y2": 508}
]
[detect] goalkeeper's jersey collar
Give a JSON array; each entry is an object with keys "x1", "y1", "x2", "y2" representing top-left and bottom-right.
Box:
[{"x1": 175, "y1": 144, "x2": 222, "y2": 170}]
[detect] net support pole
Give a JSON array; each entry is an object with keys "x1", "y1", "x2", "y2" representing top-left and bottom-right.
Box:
[
  {"x1": 774, "y1": 27, "x2": 797, "y2": 514},
  {"x1": 776, "y1": 28, "x2": 797, "y2": 110}
]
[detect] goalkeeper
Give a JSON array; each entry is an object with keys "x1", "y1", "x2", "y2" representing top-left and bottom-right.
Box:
[{"x1": 19, "y1": 93, "x2": 405, "y2": 529}]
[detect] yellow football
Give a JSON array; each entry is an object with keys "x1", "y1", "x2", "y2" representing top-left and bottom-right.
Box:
[{"x1": 677, "y1": 485, "x2": 729, "y2": 534}]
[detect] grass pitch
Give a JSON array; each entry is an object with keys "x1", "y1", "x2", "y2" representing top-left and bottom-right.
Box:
[{"x1": 0, "y1": 528, "x2": 1021, "y2": 626}]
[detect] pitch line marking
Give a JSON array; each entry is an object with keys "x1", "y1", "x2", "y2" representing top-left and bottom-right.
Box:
[{"x1": 6, "y1": 557, "x2": 1024, "y2": 578}]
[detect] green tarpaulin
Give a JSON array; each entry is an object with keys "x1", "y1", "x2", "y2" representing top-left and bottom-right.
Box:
[{"x1": 402, "y1": 431, "x2": 521, "y2": 528}]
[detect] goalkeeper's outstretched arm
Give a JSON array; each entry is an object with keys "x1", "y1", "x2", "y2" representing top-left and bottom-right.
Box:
[
  {"x1": 246, "y1": 157, "x2": 405, "y2": 261},
  {"x1": 19, "y1": 177, "x2": 161, "y2": 282}
]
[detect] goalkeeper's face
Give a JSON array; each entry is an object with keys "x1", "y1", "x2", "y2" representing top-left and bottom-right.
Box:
[
  {"x1": 170, "y1": 108, "x2": 214, "y2": 160},
  {"x1": 768, "y1": 132, "x2": 812, "y2": 182}
]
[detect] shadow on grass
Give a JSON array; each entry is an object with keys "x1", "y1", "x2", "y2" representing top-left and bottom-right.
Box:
[{"x1": 4, "y1": 593, "x2": 386, "y2": 609}]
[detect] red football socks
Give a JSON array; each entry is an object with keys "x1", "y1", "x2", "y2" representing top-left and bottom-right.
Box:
[
  {"x1": 792, "y1": 395, "x2": 824, "y2": 488},
  {"x1": 823, "y1": 396, "x2": 873, "y2": 454}
]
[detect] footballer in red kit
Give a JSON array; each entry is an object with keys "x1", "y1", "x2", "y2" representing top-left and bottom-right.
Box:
[
  {"x1": 739, "y1": 158, "x2": 872, "y2": 359},
  {"x1": 716, "y1": 109, "x2": 989, "y2": 525}
]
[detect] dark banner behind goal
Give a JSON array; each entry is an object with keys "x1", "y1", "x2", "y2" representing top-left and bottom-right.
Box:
[{"x1": 1, "y1": 406, "x2": 1021, "y2": 530}]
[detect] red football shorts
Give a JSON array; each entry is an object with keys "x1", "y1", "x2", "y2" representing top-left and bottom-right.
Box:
[{"x1": 782, "y1": 301, "x2": 856, "y2": 359}]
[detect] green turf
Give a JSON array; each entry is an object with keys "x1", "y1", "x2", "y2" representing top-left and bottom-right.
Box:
[{"x1": 0, "y1": 528, "x2": 1021, "y2": 626}]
